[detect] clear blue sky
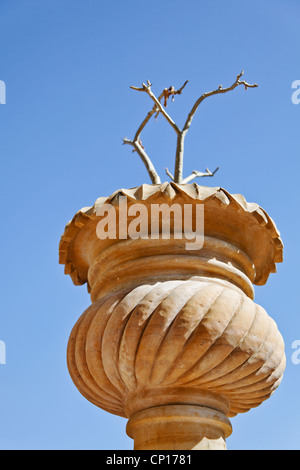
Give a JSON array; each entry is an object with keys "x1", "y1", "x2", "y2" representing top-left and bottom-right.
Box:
[{"x1": 0, "y1": 0, "x2": 299, "y2": 450}]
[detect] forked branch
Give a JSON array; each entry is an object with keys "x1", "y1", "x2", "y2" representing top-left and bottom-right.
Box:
[
  {"x1": 165, "y1": 166, "x2": 220, "y2": 183},
  {"x1": 123, "y1": 80, "x2": 188, "y2": 184},
  {"x1": 174, "y1": 71, "x2": 258, "y2": 183},
  {"x1": 122, "y1": 137, "x2": 161, "y2": 184},
  {"x1": 181, "y1": 166, "x2": 220, "y2": 184},
  {"x1": 130, "y1": 81, "x2": 181, "y2": 135},
  {"x1": 123, "y1": 72, "x2": 258, "y2": 184}
]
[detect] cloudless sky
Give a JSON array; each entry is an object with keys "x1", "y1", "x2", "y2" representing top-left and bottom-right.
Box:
[{"x1": 0, "y1": 0, "x2": 299, "y2": 450}]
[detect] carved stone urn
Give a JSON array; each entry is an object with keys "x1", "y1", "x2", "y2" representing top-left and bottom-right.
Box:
[{"x1": 59, "y1": 182, "x2": 285, "y2": 450}]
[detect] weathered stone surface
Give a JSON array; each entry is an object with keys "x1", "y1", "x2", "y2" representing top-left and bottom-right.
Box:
[
  {"x1": 60, "y1": 183, "x2": 285, "y2": 450},
  {"x1": 126, "y1": 405, "x2": 231, "y2": 450},
  {"x1": 67, "y1": 278, "x2": 285, "y2": 419},
  {"x1": 59, "y1": 183, "x2": 283, "y2": 290}
]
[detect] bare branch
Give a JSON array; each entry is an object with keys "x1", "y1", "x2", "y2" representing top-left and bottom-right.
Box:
[
  {"x1": 183, "y1": 71, "x2": 258, "y2": 134},
  {"x1": 124, "y1": 73, "x2": 257, "y2": 186},
  {"x1": 177, "y1": 80, "x2": 189, "y2": 94},
  {"x1": 161, "y1": 80, "x2": 189, "y2": 107},
  {"x1": 134, "y1": 89, "x2": 165, "y2": 142},
  {"x1": 165, "y1": 167, "x2": 175, "y2": 181},
  {"x1": 131, "y1": 139, "x2": 145, "y2": 152},
  {"x1": 153, "y1": 80, "x2": 188, "y2": 118},
  {"x1": 122, "y1": 137, "x2": 161, "y2": 184},
  {"x1": 130, "y1": 81, "x2": 181, "y2": 135},
  {"x1": 181, "y1": 166, "x2": 220, "y2": 184},
  {"x1": 129, "y1": 85, "x2": 148, "y2": 92},
  {"x1": 124, "y1": 80, "x2": 189, "y2": 183},
  {"x1": 174, "y1": 71, "x2": 258, "y2": 183}
]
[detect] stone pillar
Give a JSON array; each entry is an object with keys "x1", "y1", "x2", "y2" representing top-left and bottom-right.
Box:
[
  {"x1": 126, "y1": 405, "x2": 232, "y2": 450},
  {"x1": 60, "y1": 183, "x2": 285, "y2": 450}
]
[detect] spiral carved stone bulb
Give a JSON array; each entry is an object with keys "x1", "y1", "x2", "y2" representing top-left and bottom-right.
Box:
[{"x1": 59, "y1": 183, "x2": 285, "y2": 450}]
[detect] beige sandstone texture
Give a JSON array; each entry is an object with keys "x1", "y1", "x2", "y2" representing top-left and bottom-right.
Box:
[{"x1": 59, "y1": 182, "x2": 285, "y2": 450}]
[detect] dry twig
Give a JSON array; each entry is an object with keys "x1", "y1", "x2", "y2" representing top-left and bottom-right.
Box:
[
  {"x1": 123, "y1": 72, "x2": 258, "y2": 184},
  {"x1": 181, "y1": 167, "x2": 220, "y2": 184}
]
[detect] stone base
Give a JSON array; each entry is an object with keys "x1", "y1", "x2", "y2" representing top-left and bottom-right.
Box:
[{"x1": 126, "y1": 404, "x2": 232, "y2": 450}]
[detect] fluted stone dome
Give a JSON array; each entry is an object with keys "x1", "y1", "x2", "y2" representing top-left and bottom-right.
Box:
[{"x1": 67, "y1": 278, "x2": 285, "y2": 419}]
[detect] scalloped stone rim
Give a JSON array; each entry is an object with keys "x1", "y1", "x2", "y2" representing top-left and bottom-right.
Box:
[{"x1": 59, "y1": 182, "x2": 283, "y2": 288}]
